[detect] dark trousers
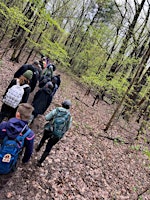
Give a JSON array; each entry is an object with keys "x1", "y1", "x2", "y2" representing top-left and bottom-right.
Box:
[
  {"x1": 40, "y1": 130, "x2": 60, "y2": 152},
  {"x1": 37, "y1": 130, "x2": 60, "y2": 163},
  {"x1": 0, "y1": 104, "x2": 17, "y2": 123}
]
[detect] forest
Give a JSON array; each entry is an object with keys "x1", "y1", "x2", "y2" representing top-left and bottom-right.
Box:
[{"x1": 0, "y1": 0, "x2": 150, "y2": 199}]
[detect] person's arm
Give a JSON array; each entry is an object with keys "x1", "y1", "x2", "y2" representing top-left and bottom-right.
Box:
[
  {"x1": 0, "y1": 122, "x2": 7, "y2": 140},
  {"x1": 14, "y1": 65, "x2": 28, "y2": 78},
  {"x1": 45, "y1": 108, "x2": 57, "y2": 121},
  {"x1": 21, "y1": 87, "x2": 31, "y2": 103},
  {"x1": 22, "y1": 131, "x2": 35, "y2": 163},
  {"x1": 66, "y1": 115, "x2": 72, "y2": 131}
]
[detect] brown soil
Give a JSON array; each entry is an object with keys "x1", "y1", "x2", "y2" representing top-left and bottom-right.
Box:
[{"x1": 0, "y1": 52, "x2": 150, "y2": 200}]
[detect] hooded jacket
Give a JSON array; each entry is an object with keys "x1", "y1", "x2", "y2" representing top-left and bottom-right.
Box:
[
  {"x1": 32, "y1": 87, "x2": 53, "y2": 116},
  {"x1": 0, "y1": 118, "x2": 35, "y2": 163}
]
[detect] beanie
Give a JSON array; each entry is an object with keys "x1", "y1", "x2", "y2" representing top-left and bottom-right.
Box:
[
  {"x1": 17, "y1": 103, "x2": 34, "y2": 121},
  {"x1": 62, "y1": 100, "x2": 71, "y2": 109},
  {"x1": 23, "y1": 70, "x2": 33, "y2": 80}
]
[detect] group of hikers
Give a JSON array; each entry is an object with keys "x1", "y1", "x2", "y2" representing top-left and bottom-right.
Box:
[{"x1": 0, "y1": 56, "x2": 72, "y2": 174}]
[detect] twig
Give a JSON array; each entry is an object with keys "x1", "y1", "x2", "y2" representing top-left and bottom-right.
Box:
[
  {"x1": 75, "y1": 96, "x2": 89, "y2": 107},
  {"x1": 98, "y1": 134, "x2": 131, "y2": 144},
  {"x1": 137, "y1": 186, "x2": 150, "y2": 200}
]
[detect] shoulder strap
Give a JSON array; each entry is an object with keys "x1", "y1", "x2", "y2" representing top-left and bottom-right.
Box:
[
  {"x1": 16, "y1": 78, "x2": 20, "y2": 86},
  {"x1": 17, "y1": 124, "x2": 31, "y2": 139},
  {"x1": 21, "y1": 84, "x2": 29, "y2": 89},
  {"x1": 21, "y1": 128, "x2": 31, "y2": 139}
]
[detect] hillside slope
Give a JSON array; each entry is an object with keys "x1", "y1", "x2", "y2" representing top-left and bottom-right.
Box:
[{"x1": 0, "y1": 56, "x2": 150, "y2": 200}]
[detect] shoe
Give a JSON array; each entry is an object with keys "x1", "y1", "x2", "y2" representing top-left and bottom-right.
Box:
[
  {"x1": 36, "y1": 161, "x2": 42, "y2": 167},
  {"x1": 35, "y1": 144, "x2": 41, "y2": 152},
  {"x1": 35, "y1": 145, "x2": 41, "y2": 152}
]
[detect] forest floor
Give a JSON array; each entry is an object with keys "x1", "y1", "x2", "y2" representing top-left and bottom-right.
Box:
[{"x1": 0, "y1": 51, "x2": 150, "y2": 200}]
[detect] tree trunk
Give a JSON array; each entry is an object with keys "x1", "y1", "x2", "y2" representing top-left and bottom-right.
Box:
[
  {"x1": 108, "y1": 0, "x2": 146, "y2": 75},
  {"x1": 104, "y1": 42, "x2": 150, "y2": 132}
]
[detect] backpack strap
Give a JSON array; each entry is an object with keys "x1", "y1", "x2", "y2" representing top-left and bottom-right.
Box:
[
  {"x1": 15, "y1": 126, "x2": 31, "y2": 148},
  {"x1": 21, "y1": 84, "x2": 29, "y2": 89},
  {"x1": 16, "y1": 78, "x2": 20, "y2": 86},
  {"x1": 21, "y1": 128, "x2": 31, "y2": 139}
]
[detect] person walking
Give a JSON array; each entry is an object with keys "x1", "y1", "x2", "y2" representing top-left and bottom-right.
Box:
[
  {"x1": 14, "y1": 61, "x2": 42, "y2": 92},
  {"x1": 0, "y1": 103, "x2": 35, "y2": 173},
  {"x1": 0, "y1": 70, "x2": 33, "y2": 122},
  {"x1": 36, "y1": 100, "x2": 72, "y2": 167},
  {"x1": 28, "y1": 82, "x2": 54, "y2": 124}
]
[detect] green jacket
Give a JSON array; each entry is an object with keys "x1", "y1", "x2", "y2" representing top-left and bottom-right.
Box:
[{"x1": 45, "y1": 107, "x2": 72, "y2": 136}]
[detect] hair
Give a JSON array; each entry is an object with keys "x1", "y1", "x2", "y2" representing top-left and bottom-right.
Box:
[
  {"x1": 62, "y1": 100, "x2": 71, "y2": 109},
  {"x1": 18, "y1": 75, "x2": 30, "y2": 85},
  {"x1": 62, "y1": 104, "x2": 70, "y2": 109},
  {"x1": 17, "y1": 103, "x2": 34, "y2": 121}
]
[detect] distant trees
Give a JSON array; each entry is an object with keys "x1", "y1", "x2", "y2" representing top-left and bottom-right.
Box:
[{"x1": 0, "y1": 0, "x2": 150, "y2": 134}]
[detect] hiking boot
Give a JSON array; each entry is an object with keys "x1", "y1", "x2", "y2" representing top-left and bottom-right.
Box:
[
  {"x1": 36, "y1": 161, "x2": 42, "y2": 167},
  {"x1": 35, "y1": 145, "x2": 40, "y2": 152}
]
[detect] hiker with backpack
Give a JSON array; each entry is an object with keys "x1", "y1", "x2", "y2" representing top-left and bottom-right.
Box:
[
  {"x1": 28, "y1": 81, "x2": 54, "y2": 125},
  {"x1": 0, "y1": 103, "x2": 35, "y2": 174},
  {"x1": 36, "y1": 100, "x2": 72, "y2": 167},
  {"x1": 50, "y1": 76, "x2": 60, "y2": 97},
  {"x1": 38, "y1": 72, "x2": 52, "y2": 88},
  {"x1": 42, "y1": 63, "x2": 56, "y2": 80},
  {"x1": 0, "y1": 70, "x2": 33, "y2": 123},
  {"x1": 14, "y1": 60, "x2": 42, "y2": 92},
  {"x1": 53, "y1": 74, "x2": 61, "y2": 88}
]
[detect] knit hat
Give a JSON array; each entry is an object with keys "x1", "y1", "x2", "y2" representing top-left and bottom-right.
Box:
[
  {"x1": 23, "y1": 70, "x2": 33, "y2": 80},
  {"x1": 62, "y1": 100, "x2": 71, "y2": 109},
  {"x1": 17, "y1": 103, "x2": 34, "y2": 121}
]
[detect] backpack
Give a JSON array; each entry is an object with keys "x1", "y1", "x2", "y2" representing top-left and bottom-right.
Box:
[
  {"x1": 0, "y1": 125, "x2": 31, "y2": 174},
  {"x1": 43, "y1": 65, "x2": 53, "y2": 79},
  {"x1": 3, "y1": 79, "x2": 29, "y2": 109},
  {"x1": 52, "y1": 108, "x2": 70, "y2": 138}
]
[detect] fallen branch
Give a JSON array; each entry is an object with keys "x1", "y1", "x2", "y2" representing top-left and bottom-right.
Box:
[
  {"x1": 75, "y1": 96, "x2": 89, "y2": 107},
  {"x1": 98, "y1": 134, "x2": 131, "y2": 144},
  {"x1": 137, "y1": 186, "x2": 150, "y2": 200}
]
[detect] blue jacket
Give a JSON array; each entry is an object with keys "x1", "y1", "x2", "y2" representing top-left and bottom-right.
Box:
[{"x1": 0, "y1": 118, "x2": 35, "y2": 163}]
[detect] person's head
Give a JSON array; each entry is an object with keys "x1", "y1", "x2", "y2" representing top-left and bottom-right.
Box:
[
  {"x1": 52, "y1": 64, "x2": 56, "y2": 71},
  {"x1": 23, "y1": 70, "x2": 33, "y2": 80},
  {"x1": 42, "y1": 57, "x2": 46, "y2": 61},
  {"x1": 45, "y1": 81, "x2": 54, "y2": 90},
  {"x1": 62, "y1": 100, "x2": 71, "y2": 109},
  {"x1": 51, "y1": 76, "x2": 58, "y2": 84},
  {"x1": 33, "y1": 60, "x2": 42, "y2": 70},
  {"x1": 16, "y1": 103, "x2": 34, "y2": 121},
  {"x1": 47, "y1": 63, "x2": 56, "y2": 71}
]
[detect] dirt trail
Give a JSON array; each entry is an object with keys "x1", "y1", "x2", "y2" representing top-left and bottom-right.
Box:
[{"x1": 0, "y1": 56, "x2": 150, "y2": 200}]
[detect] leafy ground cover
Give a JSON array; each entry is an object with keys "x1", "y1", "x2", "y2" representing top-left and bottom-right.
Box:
[{"x1": 0, "y1": 53, "x2": 150, "y2": 200}]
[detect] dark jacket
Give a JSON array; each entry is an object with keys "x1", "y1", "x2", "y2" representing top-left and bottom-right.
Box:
[
  {"x1": 0, "y1": 118, "x2": 35, "y2": 163},
  {"x1": 39, "y1": 75, "x2": 51, "y2": 88},
  {"x1": 14, "y1": 64, "x2": 41, "y2": 92},
  {"x1": 0, "y1": 79, "x2": 31, "y2": 121},
  {"x1": 53, "y1": 75, "x2": 61, "y2": 88},
  {"x1": 32, "y1": 87, "x2": 53, "y2": 117}
]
